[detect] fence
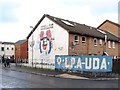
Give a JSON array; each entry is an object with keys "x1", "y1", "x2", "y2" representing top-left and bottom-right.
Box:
[
  {"x1": 15, "y1": 59, "x2": 55, "y2": 70},
  {"x1": 112, "y1": 59, "x2": 120, "y2": 74},
  {"x1": 15, "y1": 58, "x2": 120, "y2": 74}
]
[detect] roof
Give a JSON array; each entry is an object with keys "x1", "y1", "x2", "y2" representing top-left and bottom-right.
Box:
[
  {"x1": 0, "y1": 41, "x2": 15, "y2": 44},
  {"x1": 98, "y1": 30, "x2": 120, "y2": 41},
  {"x1": 98, "y1": 20, "x2": 120, "y2": 28},
  {"x1": 15, "y1": 39, "x2": 27, "y2": 45},
  {"x1": 46, "y1": 15, "x2": 105, "y2": 39},
  {"x1": 27, "y1": 14, "x2": 119, "y2": 42},
  {"x1": 27, "y1": 14, "x2": 46, "y2": 39}
]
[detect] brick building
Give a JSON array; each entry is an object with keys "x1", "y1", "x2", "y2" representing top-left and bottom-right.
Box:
[
  {"x1": 27, "y1": 14, "x2": 119, "y2": 66},
  {"x1": 0, "y1": 41, "x2": 15, "y2": 61},
  {"x1": 98, "y1": 20, "x2": 120, "y2": 37},
  {"x1": 98, "y1": 20, "x2": 120, "y2": 59},
  {"x1": 15, "y1": 39, "x2": 28, "y2": 62}
]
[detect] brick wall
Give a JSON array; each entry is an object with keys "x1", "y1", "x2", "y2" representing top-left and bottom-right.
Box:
[
  {"x1": 106, "y1": 41, "x2": 119, "y2": 57},
  {"x1": 98, "y1": 21, "x2": 120, "y2": 57},
  {"x1": 88, "y1": 38, "x2": 103, "y2": 55},
  {"x1": 99, "y1": 21, "x2": 119, "y2": 37},
  {"x1": 68, "y1": 34, "x2": 119, "y2": 57},
  {"x1": 69, "y1": 34, "x2": 87, "y2": 55},
  {"x1": 15, "y1": 40, "x2": 28, "y2": 61}
]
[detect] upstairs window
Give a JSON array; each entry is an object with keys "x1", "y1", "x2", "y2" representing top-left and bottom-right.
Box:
[
  {"x1": 108, "y1": 41, "x2": 111, "y2": 48},
  {"x1": 112, "y1": 41, "x2": 115, "y2": 48},
  {"x1": 7, "y1": 47, "x2": 9, "y2": 50},
  {"x1": 82, "y1": 36, "x2": 86, "y2": 43},
  {"x1": 11, "y1": 48, "x2": 14, "y2": 50},
  {"x1": 1, "y1": 47, "x2": 4, "y2": 51},
  {"x1": 74, "y1": 35, "x2": 79, "y2": 45},
  {"x1": 94, "y1": 38, "x2": 97, "y2": 46}
]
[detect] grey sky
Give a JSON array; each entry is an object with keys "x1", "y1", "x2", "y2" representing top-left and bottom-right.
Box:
[{"x1": 0, "y1": 0, "x2": 119, "y2": 42}]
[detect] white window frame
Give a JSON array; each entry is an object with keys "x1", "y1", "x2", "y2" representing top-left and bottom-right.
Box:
[
  {"x1": 74, "y1": 35, "x2": 79, "y2": 45},
  {"x1": 99, "y1": 39, "x2": 102, "y2": 47},
  {"x1": 112, "y1": 41, "x2": 115, "y2": 48},
  {"x1": 94, "y1": 38, "x2": 97, "y2": 46},
  {"x1": 82, "y1": 36, "x2": 86, "y2": 43},
  {"x1": 108, "y1": 41, "x2": 111, "y2": 48}
]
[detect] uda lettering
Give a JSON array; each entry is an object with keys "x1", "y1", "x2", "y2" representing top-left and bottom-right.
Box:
[{"x1": 55, "y1": 55, "x2": 112, "y2": 72}]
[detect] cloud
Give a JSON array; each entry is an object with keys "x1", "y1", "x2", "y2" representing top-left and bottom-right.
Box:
[
  {"x1": 0, "y1": 0, "x2": 20, "y2": 23},
  {"x1": 0, "y1": 0, "x2": 119, "y2": 42},
  {"x1": 59, "y1": 0, "x2": 119, "y2": 15}
]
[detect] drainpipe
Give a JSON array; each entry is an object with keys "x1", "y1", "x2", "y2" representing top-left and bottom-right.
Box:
[{"x1": 104, "y1": 34, "x2": 107, "y2": 53}]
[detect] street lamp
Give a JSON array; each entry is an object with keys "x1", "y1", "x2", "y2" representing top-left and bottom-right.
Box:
[{"x1": 30, "y1": 26, "x2": 34, "y2": 67}]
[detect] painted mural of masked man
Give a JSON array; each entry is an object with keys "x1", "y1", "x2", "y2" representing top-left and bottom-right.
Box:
[{"x1": 40, "y1": 30, "x2": 53, "y2": 55}]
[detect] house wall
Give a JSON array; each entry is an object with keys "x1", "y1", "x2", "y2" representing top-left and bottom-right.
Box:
[
  {"x1": 28, "y1": 17, "x2": 69, "y2": 65},
  {"x1": 15, "y1": 45, "x2": 20, "y2": 60},
  {"x1": 89, "y1": 38, "x2": 119, "y2": 57},
  {"x1": 69, "y1": 34, "x2": 88, "y2": 55},
  {"x1": 4, "y1": 44, "x2": 14, "y2": 57},
  {"x1": 88, "y1": 38, "x2": 103, "y2": 55},
  {"x1": 0, "y1": 43, "x2": 14, "y2": 58},
  {"x1": 106, "y1": 41, "x2": 119, "y2": 57},
  {"x1": 15, "y1": 40, "x2": 28, "y2": 61},
  {"x1": 98, "y1": 21, "x2": 120, "y2": 57},
  {"x1": 20, "y1": 41, "x2": 28, "y2": 60},
  {"x1": 68, "y1": 34, "x2": 119, "y2": 57},
  {"x1": 28, "y1": 17, "x2": 120, "y2": 67},
  {"x1": 0, "y1": 43, "x2": 4, "y2": 57},
  {"x1": 98, "y1": 21, "x2": 119, "y2": 37},
  {"x1": 68, "y1": 34, "x2": 103, "y2": 55}
]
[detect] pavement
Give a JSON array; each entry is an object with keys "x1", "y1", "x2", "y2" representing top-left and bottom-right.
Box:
[{"x1": 1, "y1": 63, "x2": 119, "y2": 80}]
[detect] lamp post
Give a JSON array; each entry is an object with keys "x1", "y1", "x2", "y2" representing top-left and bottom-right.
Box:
[{"x1": 30, "y1": 26, "x2": 34, "y2": 67}]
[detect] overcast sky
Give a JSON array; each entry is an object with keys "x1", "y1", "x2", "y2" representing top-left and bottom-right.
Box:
[{"x1": 0, "y1": 0, "x2": 119, "y2": 42}]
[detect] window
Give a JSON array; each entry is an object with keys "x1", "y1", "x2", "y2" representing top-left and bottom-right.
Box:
[
  {"x1": 112, "y1": 42, "x2": 115, "y2": 48},
  {"x1": 1, "y1": 47, "x2": 4, "y2": 51},
  {"x1": 74, "y1": 35, "x2": 79, "y2": 44},
  {"x1": 82, "y1": 36, "x2": 86, "y2": 43},
  {"x1": 99, "y1": 39, "x2": 102, "y2": 47},
  {"x1": 61, "y1": 20, "x2": 74, "y2": 27},
  {"x1": 11, "y1": 48, "x2": 14, "y2": 50},
  {"x1": 108, "y1": 41, "x2": 111, "y2": 48},
  {"x1": 94, "y1": 38, "x2": 97, "y2": 46},
  {"x1": 7, "y1": 47, "x2": 9, "y2": 50}
]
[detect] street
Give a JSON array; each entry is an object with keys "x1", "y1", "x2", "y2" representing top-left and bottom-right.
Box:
[{"x1": 0, "y1": 67, "x2": 119, "y2": 88}]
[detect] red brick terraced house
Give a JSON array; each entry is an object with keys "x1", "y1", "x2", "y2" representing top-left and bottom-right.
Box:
[
  {"x1": 98, "y1": 20, "x2": 120, "y2": 37},
  {"x1": 98, "y1": 20, "x2": 120, "y2": 59},
  {"x1": 27, "y1": 14, "x2": 119, "y2": 66},
  {"x1": 15, "y1": 39, "x2": 28, "y2": 63}
]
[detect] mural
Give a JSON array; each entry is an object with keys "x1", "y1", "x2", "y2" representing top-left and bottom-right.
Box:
[
  {"x1": 39, "y1": 30, "x2": 53, "y2": 55},
  {"x1": 55, "y1": 55, "x2": 112, "y2": 72}
]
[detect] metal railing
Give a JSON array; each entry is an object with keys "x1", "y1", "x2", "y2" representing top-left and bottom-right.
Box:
[
  {"x1": 15, "y1": 58, "x2": 120, "y2": 76},
  {"x1": 15, "y1": 59, "x2": 55, "y2": 70}
]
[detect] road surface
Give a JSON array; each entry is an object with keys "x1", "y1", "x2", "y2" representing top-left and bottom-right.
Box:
[{"x1": 0, "y1": 67, "x2": 119, "y2": 88}]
